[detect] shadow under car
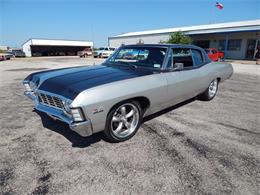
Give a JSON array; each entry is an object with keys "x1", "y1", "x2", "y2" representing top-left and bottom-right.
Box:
[{"x1": 35, "y1": 97, "x2": 196, "y2": 147}]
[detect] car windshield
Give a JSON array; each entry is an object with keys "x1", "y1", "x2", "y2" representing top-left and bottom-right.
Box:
[
  {"x1": 107, "y1": 46, "x2": 167, "y2": 69},
  {"x1": 205, "y1": 49, "x2": 211, "y2": 53}
]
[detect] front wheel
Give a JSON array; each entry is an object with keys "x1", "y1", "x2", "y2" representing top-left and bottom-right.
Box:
[
  {"x1": 104, "y1": 101, "x2": 142, "y2": 142},
  {"x1": 198, "y1": 79, "x2": 219, "y2": 101}
]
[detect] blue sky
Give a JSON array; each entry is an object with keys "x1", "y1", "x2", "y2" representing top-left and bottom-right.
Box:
[{"x1": 0, "y1": 0, "x2": 259, "y2": 47}]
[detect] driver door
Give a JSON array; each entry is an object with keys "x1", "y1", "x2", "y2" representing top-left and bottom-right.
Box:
[{"x1": 165, "y1": 48, "x2": 203, "y2": 105}]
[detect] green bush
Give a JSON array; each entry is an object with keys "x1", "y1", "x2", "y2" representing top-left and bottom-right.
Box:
[{"x1": 163, "y1": 31, "x2": 192, "y2": 44}]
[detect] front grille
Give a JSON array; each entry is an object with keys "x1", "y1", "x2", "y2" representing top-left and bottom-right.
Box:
[{"x1": 38, "y1": 93, "x2": 64, "y2": 110}]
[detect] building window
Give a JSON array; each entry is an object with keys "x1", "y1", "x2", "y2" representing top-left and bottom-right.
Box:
[
  {"x1": 218, "y1": 40, "x2": 225, "y2": 51},
  {"x1": 193, "y1": 40, "x2": 210, "y2": 48},
  {"x1": 218, "y1": 39, "x2": 242, "y2": 51},
  {"x1": 228, "y1": 39, "x2": 242, "y2": 51}
]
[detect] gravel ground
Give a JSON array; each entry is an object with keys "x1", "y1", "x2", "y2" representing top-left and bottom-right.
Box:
[{"x1": 0, "y1": 57, "x2": 259, "y2": 194}]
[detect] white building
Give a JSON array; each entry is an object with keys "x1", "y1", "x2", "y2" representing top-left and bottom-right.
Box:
[
  {"x1": 0, "y1": 45, "x2": 9, "y2": 51},
  {"x1": 109, "y1": 19, "x2": 260, "y2": 59},
  {"x1": 22, "y1": 38, "x2": 93, "y2": 57}
]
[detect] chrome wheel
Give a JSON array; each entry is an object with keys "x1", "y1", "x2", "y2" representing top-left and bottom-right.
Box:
[
  {"x1": 111, "y1": 103, "x2": 140, "y2": 138},
  {"x1": 209, "y1": 79, "x2": 218, "y2": 98}
]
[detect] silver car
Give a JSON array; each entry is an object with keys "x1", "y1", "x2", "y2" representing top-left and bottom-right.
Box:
[
  {"x1": 93, "y1": 47, "x2": 115, "y2": 58},
  {"x1": 23, "y1": 44, "x2": 233, "y2": 142}
]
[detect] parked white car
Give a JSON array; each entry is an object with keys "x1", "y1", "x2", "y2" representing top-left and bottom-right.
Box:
[{"x1": 93, "y1": 47, "x2": 115, "y2": 58}]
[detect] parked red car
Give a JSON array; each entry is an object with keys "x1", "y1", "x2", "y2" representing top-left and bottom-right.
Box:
[
  {"x1": 205, "y1": 48, "x2": 224, "y2": 61},
  {"x1": 0, "y1": 54, "x2": 7, "y2": 61}
]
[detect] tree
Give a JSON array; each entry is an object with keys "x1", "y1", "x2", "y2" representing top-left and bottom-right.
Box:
[{"x1": 163, "y1": 31, "x2": 192, "y2": 44}]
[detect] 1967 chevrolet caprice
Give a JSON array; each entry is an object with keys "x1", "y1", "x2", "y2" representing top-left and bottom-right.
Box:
[{"x1": 23, "y1": 44, "x2": 233, "y2": 142}]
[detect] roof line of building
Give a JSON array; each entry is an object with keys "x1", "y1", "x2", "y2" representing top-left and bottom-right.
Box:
[
  {"x1": 22, "y1": 38, "x2": 93, "y2": 46},
  {"x1": 109, "y1": 29, "x2": 260, "y2": 40},
  {"x1": 110, "y1": 19, "x2": 260, "y2": 38}
]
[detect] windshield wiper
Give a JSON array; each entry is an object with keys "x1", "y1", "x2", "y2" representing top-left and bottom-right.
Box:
[{"x1": 117, "y1": 61, "x2": 138, "y2": 69}]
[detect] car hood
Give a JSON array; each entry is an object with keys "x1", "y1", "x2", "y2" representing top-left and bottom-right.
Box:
[{"x1": 31, "y1": 65, "x2": 153, "y2": 99}]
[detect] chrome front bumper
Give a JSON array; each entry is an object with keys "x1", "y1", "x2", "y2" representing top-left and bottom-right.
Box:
[{"x1": 24, "y1": 91, "x2": 93, "y2": 137}]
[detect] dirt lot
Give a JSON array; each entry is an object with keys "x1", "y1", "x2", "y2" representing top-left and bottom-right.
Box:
[{"x1": 0, "y1": 57, "x2": 259, "y2": 194}]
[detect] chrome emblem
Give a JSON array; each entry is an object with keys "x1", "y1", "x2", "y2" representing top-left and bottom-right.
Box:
[{"x1": 93, "y1": 107, "x2": 104, "y2": 114}]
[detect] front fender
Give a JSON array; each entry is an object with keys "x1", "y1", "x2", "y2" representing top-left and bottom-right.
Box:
[{"x1": 71, "y1": 74, "x2": 168, "y2": 133}]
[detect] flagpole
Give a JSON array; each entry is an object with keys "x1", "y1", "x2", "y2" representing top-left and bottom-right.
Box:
[{"x1": 213, "y1": 1, "x2": 215, "y2": 24}]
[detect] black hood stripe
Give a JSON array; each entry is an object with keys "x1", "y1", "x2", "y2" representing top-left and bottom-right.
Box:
[
  {"x1": 37, "y1": 65, "x2": 154, "y2": 99},
  {"x1": 44, "y1": 66, "x2": 120, "y2": 87}
]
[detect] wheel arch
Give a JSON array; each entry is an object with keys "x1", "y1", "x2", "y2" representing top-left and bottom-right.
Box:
[{"x1": 107, "y1": 96, "x2": 151, "y2": 117}]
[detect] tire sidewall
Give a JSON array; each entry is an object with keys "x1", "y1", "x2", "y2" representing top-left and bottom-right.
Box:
[{"x1": 105, "y1": 101, "x2": 142, "y2": 142}]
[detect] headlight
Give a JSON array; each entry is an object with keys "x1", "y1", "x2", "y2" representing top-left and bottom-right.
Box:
[
  {"x1": 71, "y1": 108, "x2": 85, "y2": 122},
  {"x1": 62, "y1": 100, "x2": 72, "y2": 113},
  {"x1": 23, "y1": 81, "x2": 37, "y2": 92},
  {"x1": 23, "y1": 83, "x2": 32, "y2": 92}
]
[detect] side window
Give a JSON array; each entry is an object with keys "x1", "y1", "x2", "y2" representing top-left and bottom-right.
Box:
[
  {"x1": 191, "y1": 49, "x2": 204, "y2": 67},
  {"x1": 212, "y1": 50, "x2": 217, "y2": 54},
  {"x1": 137, "y1": 49, "x2": 149, "y2": 60},
  {"x1": 228, "y1": 39, "x2": 242, "y2": 51},
  {"x1": 205, "y1": 49, "x2": 212, "y2": 54},
  {"x1": 172, "y1": 48, "x2": 193, "y2": 68}
]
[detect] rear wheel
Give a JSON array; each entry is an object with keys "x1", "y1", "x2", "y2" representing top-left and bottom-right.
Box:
[
  {"x1": 104, "y1": 101, "x2": 142, "y2": 142},
  {"x1": 198, "y1": 79, "x2": 218, "y2": 101}
]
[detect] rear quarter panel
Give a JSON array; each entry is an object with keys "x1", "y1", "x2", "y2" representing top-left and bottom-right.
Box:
[{"x1": 199, "y1": 62, "x2": 233, "y2": 92}]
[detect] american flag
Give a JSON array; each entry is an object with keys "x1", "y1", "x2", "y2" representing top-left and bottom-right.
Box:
[{"x1": 216, "y1": 2, "x2": 224, "y2": 10}]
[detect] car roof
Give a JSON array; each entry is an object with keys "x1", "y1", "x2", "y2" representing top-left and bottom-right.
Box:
[{"x1": 121, "y1": 44, "x2": 203, "y2": 50}]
